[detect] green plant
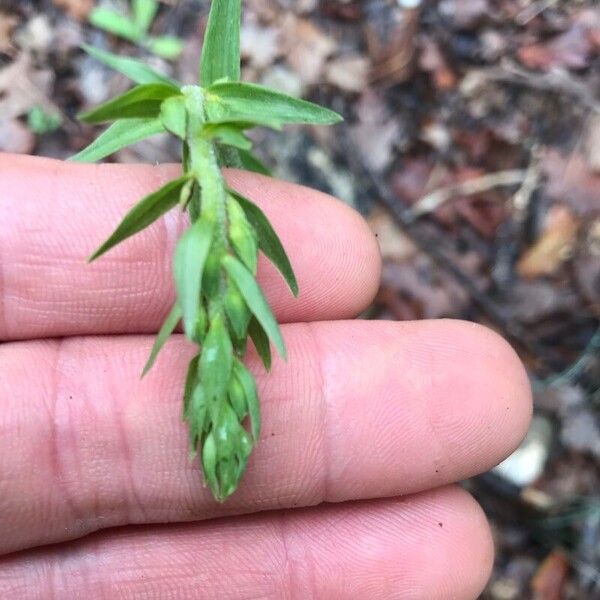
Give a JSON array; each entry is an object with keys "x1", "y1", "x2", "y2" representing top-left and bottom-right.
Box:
[
  {"x1": 90, "y1": 0, "x2": 184, "y2": 60},
  {"x1": 72, "y1": 0, "x2": 342, "y2": 502},
  {"x1": 27, "y1": 106, "x2": 62, "y2": 135}
]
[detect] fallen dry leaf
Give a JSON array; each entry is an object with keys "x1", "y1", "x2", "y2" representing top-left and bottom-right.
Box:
[
  {"x1": 517, "y1": 205, "x2": 581, "y2": 279},
  {"x1": 280, "y1": 15, "x2": 336, "y2": 86},
  {"x1": 0, "y1": 13, "x2": 18, "y2": 54},
  {"x1": 0, "y1": 53, "x2": 57, "y2": 120},
  {"x1": 325, "y1": 54, "x2": 370, "y2": 93},
  {"x1": 531, "y1": 550, "x2": 569, "y2": 600},
  {"x1": 518, "y1": 25, "x2": 594, "y2": 71},
  {"x1": 0, "y1": 118, "x2": 35, "y2": 154},
  {"x1": 542, "y1": 149, "x2": 600, "y2": 216},
  {"x1": 52, "y1": 0, "x2": 94, "y2": 21}
]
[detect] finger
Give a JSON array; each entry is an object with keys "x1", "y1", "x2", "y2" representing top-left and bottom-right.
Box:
[
  {"x1": 0, "y1": 153, "x2": 380, "y2": 340},
  {"x1": 0, "y1": 319, "x2": 531, "y2": 554},
  {"x1": 0, "y1": 487, "x2": 493, "y2": 600}
]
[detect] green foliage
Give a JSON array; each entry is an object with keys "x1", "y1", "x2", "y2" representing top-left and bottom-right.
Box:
[
  {"x1": 89, "y1": 1, "x2": 184, "y2": 60},
  {"x1": 27, "y1": 106, "x2": 62, "y2": 135},
  {"x1": 76, "y1": 0, "x2": 342, "y2": 502},
  {"x1": 70, "y1": 117, "x2": 165, "y2": 163}
]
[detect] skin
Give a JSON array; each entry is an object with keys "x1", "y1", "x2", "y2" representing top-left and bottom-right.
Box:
[{"x1": 0, "y1": 154, "x2": 532, "y2": 599}]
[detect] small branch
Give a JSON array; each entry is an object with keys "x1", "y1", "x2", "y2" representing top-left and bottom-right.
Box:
[
  {"x1": 411, "y1": 169, "x2": 527, "y2": 218},
  {"x1": 515, "y1": 0, "x2": 560, "y2": 25}
]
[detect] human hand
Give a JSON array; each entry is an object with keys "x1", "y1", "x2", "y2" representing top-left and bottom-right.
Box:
[{"x1": 0, "y1": 154, "x2": 532, "y2": 599}]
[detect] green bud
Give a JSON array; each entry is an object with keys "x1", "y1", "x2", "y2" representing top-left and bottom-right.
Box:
[
  {"x1": 228, "y1": 376, "x2": 247, "y2": 420},
  {"x1": 202, "y1": 432, "x2": 219, "y2": 497},
  {"x1": 202, "y1": 249, "x2": 222, "y2": 298},
  {"x1": 188, "y1": 384, "x2": 208, "y2": 455},
  {"x1": 224, "y1": 282, "x2": 251, "y2": 340},
  {"x1": 191, "y1": 303, "x2": 208, "y2": 344},
  {"x1": 199, "y1": 313, "x2": 233, "y2": 403},
  {"x1": 179, "y1": 178, "x2": 194, "y2": 208},
  {"x1": 227, "y1": 195, "x2": 258, "y2": 274}
]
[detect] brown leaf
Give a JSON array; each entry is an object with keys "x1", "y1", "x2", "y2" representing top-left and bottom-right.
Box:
[
  {"x1": 0, "y1": 13, "x2": 18, "y2": 55},
  {"x1": 52, "y1": 0, "x2": 94, "y2": 21},
  {"x1": 325, "y1": 55, "x2": 370, "y2": 93},
  {"x1": 517, "y1": 205, "x2": 580, "y2": 279},
  {"x1": 531, "y1": 550, "x2": 569, "y2": 600},
  {"x1": 518, "y1": 25, "x2": 593, "y2": 71},
  {"x1": 542, "y1": 149, "x2": 600, "y2": 216},
  {"x1": 0, "y1": 53, "x2": 57, "y2": 120},
  {"x1": 281, "y1": 15, "x2": 337, "y2": 86}
]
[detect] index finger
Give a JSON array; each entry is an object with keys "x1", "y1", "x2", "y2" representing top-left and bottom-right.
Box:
[{"x1": 0, "y1": 154, "x2": 381, "y2": 340}]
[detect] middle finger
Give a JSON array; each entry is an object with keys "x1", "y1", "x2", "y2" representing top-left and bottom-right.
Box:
[{"x1": 0, "y1": 320, "x2": 531, "y2": 555}]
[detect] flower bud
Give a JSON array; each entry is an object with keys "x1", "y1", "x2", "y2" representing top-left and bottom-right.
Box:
[
  {"x1": 227, "y1": 196, "x2": 258, "y2": 274},
  {"x1": 224, "y1": 282, "x2": 251, "y2": 340}
]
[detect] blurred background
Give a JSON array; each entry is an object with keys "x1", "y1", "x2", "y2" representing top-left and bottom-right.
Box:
[{"x1": 0, "y1": 0, "x2": 598, "y2": 597}]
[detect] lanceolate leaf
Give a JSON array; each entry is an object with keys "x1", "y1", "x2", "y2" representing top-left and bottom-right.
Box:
[
  {"x1": 81, "y1": 44, "x2": 179, "y2": 86},
  {"x1": 200, "y1": 0, "x2": 241, "y2": 86},
  {"x1": 233, "y1": 360, "x2": 260, "y2": 440},
  {"x1": 248, "y1": 317, "x2": 272, "y2": 371},
  {"x1": 160, "y1": 96, "x2": 187, "y2": 139},
  {"x1": 174, "y1": 218, "x2": 215, "y2": 338},
  {"x1": 237, "y1": 149, "x2": 272, "y2": 176},
  {"x1": 206, "y1": 82, "x2": 343, "y2": 128},
  {"x1": 79, "y1": 84, "x2": 181, "y2": 124},
  {"x1": 222, "y1": 255, "x2": 286, "y2": 358},
  {"x1": 142, "y1": 303, "x2": 183, "y2": 377},
  {"x1": 70, "y1": 118, "x2": 166, "y2": 163},
  {"x1": 229, "y1": 190, "x2": 298, "y2": 296},
  {"x1": 199, "y1": 315, "x2": 233, "y2": 403},
  {"x1": 133, "y1": 0, "x2": 159, "y2": 33},
  {"x1": 203, "y1": 124, "x2": 252, "y2": 150},
  {"x1": 89, "y1": 176, "x2": 189, "y2": 261},
  {"x1": 89, "y1": 8, "x2": 140, "y2": 43}
]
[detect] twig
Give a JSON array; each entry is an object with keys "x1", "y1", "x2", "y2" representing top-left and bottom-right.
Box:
[
  {"x1": 337, "y1": 133, "x2": 564, "y2": 370},
  {"x1": 513, "y1": 145, "x2": 542, "y2": 221},
  {"x1": 411, "y1": 169, "x2": 527, "y2": 219},
  {"x1": 516, "y1": 0, "x2": 561, "y2": 25},
  {"x1": 472, "y1": 61, "x2": 600, "y2": 114}
]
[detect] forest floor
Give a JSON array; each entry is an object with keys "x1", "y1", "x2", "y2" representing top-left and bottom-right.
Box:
[{"x1": 1, "y1": 0, "x2": 599, "y2": 597}]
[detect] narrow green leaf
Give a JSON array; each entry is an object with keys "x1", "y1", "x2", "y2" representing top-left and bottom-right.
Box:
[
  {"x1": 224, "y1": 282, "x2": 251, "y2": 340},
  {"x1": 133, "y1": 0, "x2": 159, "y2": 33},
  {"x1": 89, "y1": 8, "x2": 141, "y2": 42},
  {"x1": 147, "y1": 36, "x2": 184, "y2": 60},
  {"x1": 161, "y1": 96, "x2": 187, "y2": 139},
  {"x1": 222, "y1": 255, "x2": 286, "y2": 359},
  {"x1": 237, "y1": 148, "x2": 272, "y2": 176},
  {"x1": 89, "y1": 176, "x2": 189, "y2": 260},
  {"x1": 79, "y1": 84, "x2": 180, "y2": 124},
  {"x1": 198, "y1": 314, "x2": 233, "y2": 402},
  {"x1": 81, "y1": 43, "x2": 178, "y2": 86},
  {"x1": 229, "y1": 190, "x2": 298, "y2": 296},
  {"x1": 203, "y1": 124, "x2": 252, "y2": 150},
  {"x1": 233, "y1": 360, "x2": 260, "y2": 441},
  {"x1": 142, "y1": 303, "x2": 182, "y2": 377},
  {"x1": 200, "y1": 0, "x2": 241, "y2": 86},
  {"x1": 206, "y1": 82, "x2": 343, "y2": 128},
  {"x1": 248, "y1": 317, "x2": 272, "y2": 371},
  {"x1": 70, "y1": 118, "x2": 165, "y2": 163},
  {"x1": 174, "y1": 218, "x2": 215, "y2": 338},
  {"x1": 182, "y1": 355, "x2": 200, "y2": 420}
]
